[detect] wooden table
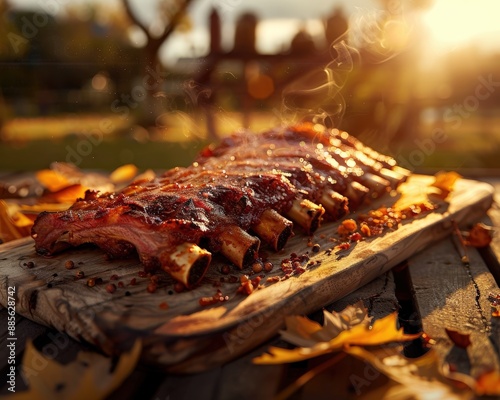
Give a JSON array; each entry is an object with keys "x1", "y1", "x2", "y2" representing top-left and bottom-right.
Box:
[{"x1": 0, "y1": 176, "x2": 499, "y2": 399}]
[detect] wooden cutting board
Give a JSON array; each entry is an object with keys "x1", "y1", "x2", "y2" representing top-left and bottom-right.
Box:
[{"x1": 0, "y1": 175, "x2": 494, "y2": 373}]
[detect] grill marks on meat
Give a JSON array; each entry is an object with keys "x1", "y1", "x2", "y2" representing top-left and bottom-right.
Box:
[{"x1": 31, "y1": 124, "x2": 409, "y2": 288}]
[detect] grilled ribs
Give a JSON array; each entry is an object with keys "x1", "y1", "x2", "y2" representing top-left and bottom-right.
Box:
[{"x1": 31, "y1": 124, "x2": 409, "y2": 288}]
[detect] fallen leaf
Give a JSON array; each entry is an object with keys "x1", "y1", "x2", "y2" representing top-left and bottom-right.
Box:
[
  {"x1": 0, "y1": 200, "x2": 31, "y2": 242},
  {"x1": 5, "y1": 340, "x2": 141, "y2": 400},
  {"x1": 110, "y1": 164, "x2": 138, "y2": 184},
  {"x1": 465, "y1": 223, "x2": 493, "y2": 248},
  {"x1": 35, "y1": 169, "x2": 71, "y2": 192},
  {"x1": 445, "y1": 328, "x2": 472, "y2": 349},
  {"x1": 279, "y1": 300, "x2": 372, "y2": 347},
  {"x1": 431, "y1": 171, "x2": 462, "y2": 200},
  {"x1": 39, "y1": 184, "x2": 88, "y2": 204},
  {"x1": 254, "y1": 311, "x2": 419, "y2": 365},
  {"x1": 346, "y1": 346, "x2": 476, "y2": 400},
  {"x1": 475, "y1": 370, "x2": 500, "y2": 396}
]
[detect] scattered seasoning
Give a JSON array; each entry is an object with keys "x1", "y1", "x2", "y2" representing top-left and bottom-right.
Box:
[
  {"x1": 173, "y1": 282, "x2": 185, "y2": 293},
  {"x1": 150, "y1": 274, "x2": 160, "y2": 284},
  {"x1": 137, "y1": 271, "x2": 148, "y2": 278},
  {"x1": 312, "y1": 243, "x2": 321, "y2": 253},
  {"x1": 263, "y1": 262, "x2": 273, "y2": 272},
  {"x1": 64, "y1": 260, "x2": 75, "y2": 270},
  {"x1": 75, "y1": 270, "x2": 85, "y2": 279},
  {"x1": 199, "y1": 289, "x2": 229, "y2": 306},
  {"x1": 159, "y1": 301, "x2": 169, "y2": 310},
  {"x1": 118, "y1": 281, "x2": 125, "y2": 288},
  {"x1": 220, "y1": 264, "x2": 231, "y2": 275},
  {"x1": 251, "y1": 261, "x2": 263, "y2": 274},
  {"x1": 349, "y1": 232, "x2": 362, "y2": 242},
  {"x1": 125, "y1": 291, "x2": 131, "y2": 296},
  {"x1": 147, "y1": 282, "x2": 157, "y2": 293},
  {"x1": 228, "y1": 275, "x2": 239, "y2": 284},
  {"x1": 106, "y1": 283, "x2": 117, "y2": 294},
  {"x1": 129, "y1": 278, "x2": 137, "y2": 286},
  {"x1": 488, "y1": 293, "x2": 500, "y2": 317},
  {"x1": 26, "y1": 261, "x2": 35, "y2": 269},
  {"x1": 336, "y1": 242, "x2": 351, "y2": 251},
  {"x1": 109, "y1": 274, "x2": 119, "y2": 281},
  {"x1": 86, "y1": 278, "x2": 97, "y2": 287}
]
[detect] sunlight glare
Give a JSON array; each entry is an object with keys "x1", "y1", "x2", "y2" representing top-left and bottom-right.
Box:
[{"x1": 422, "y1": 0, "x2": 500, "y2": 51}]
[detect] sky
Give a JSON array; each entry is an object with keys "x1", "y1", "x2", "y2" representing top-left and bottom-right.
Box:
[{"x1": 8, "y1": 0, "x2": 500, "y2": 64}]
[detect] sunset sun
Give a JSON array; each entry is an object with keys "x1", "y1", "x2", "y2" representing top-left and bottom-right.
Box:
[{"x1": 421, "y1": 0, "x2": 500, "y2": 52}]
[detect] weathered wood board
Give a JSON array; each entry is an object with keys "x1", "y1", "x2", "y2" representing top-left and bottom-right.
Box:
[{"x1": 0, "y1": 176, "x2": 495, "y2": 373}]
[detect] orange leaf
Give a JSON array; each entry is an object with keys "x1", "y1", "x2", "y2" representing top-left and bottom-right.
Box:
[
  {"x1": 465, "y1": 223, "x2": 493, "y2": 248},
  {"x1": 475, "y1": 370, "x2": 500, "y2": 396},
  {"x1": 254, "y1": 312, "x2": 420, "y2": 365},
  {"x1": 39, "y1": 184, "x2": 87, "y2": 204},
  {"x1": 0, "y1": 200, "x2": 27, "y2": 242},
  {"x1": 431, "y1": 171, "x2": 462, "y2": 199},
  {"x1": 35, "y1": 169, "x2": 71, "y2": 192},
  {"x1": 110, "y1": 164, "x2": 138, "y2": 184}
]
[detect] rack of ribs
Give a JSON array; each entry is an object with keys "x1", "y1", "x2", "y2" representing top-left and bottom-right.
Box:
[{"x1": 31, "y1": 123, "x2": 410, "y2": 288}]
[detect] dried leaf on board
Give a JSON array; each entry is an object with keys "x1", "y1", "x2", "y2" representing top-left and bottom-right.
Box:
[
  {"x1": 4, "y1": 340, "x2": 141, "y2": 400},
  {"x1": 430, "y1": 171, "x2": 462, "y2": 200},
  {"x1": 254, "y1": 302, "x2": 419, "y2": 365},
  {"x1": 475, "y1": 370, "x2": 500, "y2": 396},
  {"x1": 346, "y1": 346, "x2": 476, "y2": 400},
  {"x1": 464, "y1": 223, "x2": 494, "y2": 248}
]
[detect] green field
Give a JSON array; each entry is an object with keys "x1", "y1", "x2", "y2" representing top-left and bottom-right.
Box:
[{"x1": 1, "y1": 112, "x2": 500, "y2": 174}]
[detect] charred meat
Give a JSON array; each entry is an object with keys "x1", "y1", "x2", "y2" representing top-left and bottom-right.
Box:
[{"x1": 31, "y1": 124, "x2": 409, "y2": 288}]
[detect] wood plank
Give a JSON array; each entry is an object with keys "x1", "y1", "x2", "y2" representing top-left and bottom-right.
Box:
[
  {"x1": 0, "y1": 177, "x2": 494, "y2": 373},
  {"x1": 408, "y1": 237, "x2": 500, "y2": 377}
]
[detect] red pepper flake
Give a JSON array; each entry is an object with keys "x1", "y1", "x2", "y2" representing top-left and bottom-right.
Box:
[
  {"x1": 129, "y1": 278, "x2": 137, "y2": 286},
  {"x1": 150, "y1": 274, "x2": 160, "y2": 284},
  {"x1": 173, "y1": 282, "x2": 185, "y2": 293},
  {"x1": 106, "y1": 283, "x2": 117, "y2": 294},
  {"x1": 147, "y1": 282, "x2": 157, "y2": 293},
  {"x1": 349, "y1": 232, "x2": 362, "y2": 242},
  {"x1": 159, "y1": 301, "x2": 169, "y2": 310},
  {"x1": 138, "y1": 271, "x2": 148, "y2": 278},
  {"x1": 294, "y1": 266, "x2": 306, "y2": 275},
  {"x1": 199, "y1": 289, "x2": 229, "y2": 306},
  {"x1": 220, "y1": 264, "x2": 231, "y2": 275},
  {"x1": 266, "y1": 276, "x2": 280, "y2": 283},
  {"x1": 337, "y1": 242, "x2": 351, "y2": 251},
  {"x1": 237, "y1": 280, "x2": 254, "y2": 295},
  {"x1": 228, "y1": 275, "x2": 239, "y2": 284},
  {"x1": 110, "y1": 274, "x2": 119, "y2": 281},
  {"x1": 118, "y1": 281, "x2": 125, "y2": 288}
]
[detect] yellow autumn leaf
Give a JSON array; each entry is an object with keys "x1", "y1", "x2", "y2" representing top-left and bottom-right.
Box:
[
  {"x1": 431, "y1": 170, "x2": 462, "y2": 200},
  {"x1": 110, "y1": 164, "x2": 138, "y2": 184},
  {"x1": 35, "y1": 169, "x2": 71, "y2": 192},
  {"x1": 346, "y1": 346, "x2": 476, "y2": 400},
  {"x1": 0, "y1": 200, "x2": 31, "y2": 242},
  {"x1": 254, "y1": 311, "x2": 420, "y2": 365},
  {"x1": 475, "y1": 370, "x2": 500, "y2": 396},
  {"x1": 3, "y1": 340, "x2": 141, "y2": 400},
  {"x1": 39, "y1": 184, "x2": 87, "y2": 204}
]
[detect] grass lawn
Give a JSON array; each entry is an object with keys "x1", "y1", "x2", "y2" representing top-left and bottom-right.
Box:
[{"x1": 1, "y1": 112, "x2": 500, "y2": 173}]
